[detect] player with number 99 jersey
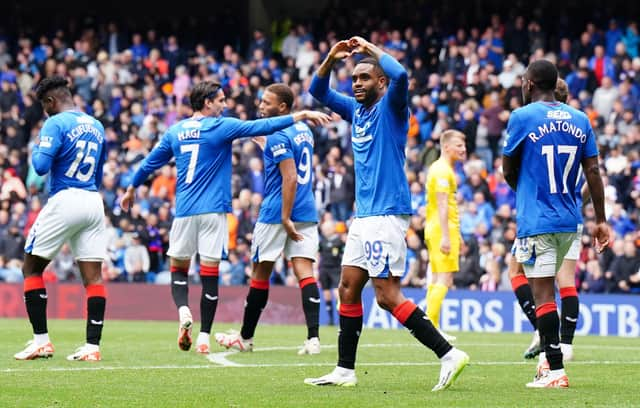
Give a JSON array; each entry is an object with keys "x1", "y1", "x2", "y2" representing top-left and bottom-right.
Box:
[
  {"x1": 503, "y1": 101, "x2": 598, "y2": 238},
  {"x1": 259, "y1": 121, "x2": 317, "y2": 224}
]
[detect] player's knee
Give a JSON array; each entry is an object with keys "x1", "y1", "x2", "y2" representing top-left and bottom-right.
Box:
[{"x1": 507, "y1": 259, "x2": 524, "y2": 279}]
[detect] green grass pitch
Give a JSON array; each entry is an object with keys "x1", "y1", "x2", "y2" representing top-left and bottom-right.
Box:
[{"x1": 1, "y1": 318, "x2": 639, "y2": 407}]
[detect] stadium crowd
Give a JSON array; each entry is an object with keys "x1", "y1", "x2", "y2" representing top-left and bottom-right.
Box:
[{"x1": 0, "y1": 5, "x2": 638, "y2": 294}]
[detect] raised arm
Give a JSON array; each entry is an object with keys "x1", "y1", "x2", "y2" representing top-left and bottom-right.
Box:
[
  {"x1": 349, "y1": 36, "x2": 408, "y2": 111},
  {"x1": 309, "y1": 40, "x2": 357, "y2": 120}
]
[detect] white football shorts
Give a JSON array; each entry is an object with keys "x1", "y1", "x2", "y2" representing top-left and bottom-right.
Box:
[
  {"x1": 24, "y1": 188, "x2": 107, "y2": 261},
  {"x1": 342, "y1": 215, "x2": 410, "y2": 278},
  {"x1": 167, "y1": 213, "x2": 228, "y2": 261},
  {"x1": 515, "y1": 231, "x2": 580, "y2": 278},
  {"x1": 251, "y1": 222, "x2": 318, "y2": 262}
]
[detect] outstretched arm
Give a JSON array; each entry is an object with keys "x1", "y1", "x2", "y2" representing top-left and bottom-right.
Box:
[{"x1": 224, "y1": 111, "x2": 330, "y2": 141}]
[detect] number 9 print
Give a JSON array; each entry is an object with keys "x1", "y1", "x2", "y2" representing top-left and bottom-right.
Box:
[{"x1": 364, "y1": 240, "x2": 384, "y2": 266}]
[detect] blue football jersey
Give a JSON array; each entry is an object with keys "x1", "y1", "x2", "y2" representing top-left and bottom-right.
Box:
[
  {"x1": 309, "y1": 53, "x2": 412, "y2": 217},
  {"x1": 503, "y1": 101, "x2": 598, "y2": 237},
  {"x1": 132, "y1": 115, "x2": 294, "y2": 217},
  {"x1": 258, "y1": 122, "x2": 318, "y2": 224},
  {"x1": 33, "y1": 111, "x2": 106, "y2": 196}
]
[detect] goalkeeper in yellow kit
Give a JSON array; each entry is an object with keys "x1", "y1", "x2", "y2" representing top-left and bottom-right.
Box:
[{"x1": 425, "y1": 129, "x2": 467, "y2": 342}]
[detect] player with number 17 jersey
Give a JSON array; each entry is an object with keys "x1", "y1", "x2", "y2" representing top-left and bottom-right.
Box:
[
  {"x1": 503, "y1": 101, "x2": 598, "y2": 238},
  {"x1": 259, "y1": 121, "x2": 317, "y2": 224}
]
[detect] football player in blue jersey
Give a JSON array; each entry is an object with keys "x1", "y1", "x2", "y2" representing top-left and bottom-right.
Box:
[
  {"x1": 503, "y1": 60, "x2": 610, "y2": 388},
  {"x1": 15, "y1": 76, "x2": 108, "y2": 362},
  {"x1": 509, "y1": 79, "x2": 587, "y2": 362},
  {"x1": 120, "y1": 81, "x2": 329, "y2": 354},
  {"x1": 214, "y1": 83, "x2": 322, "y2": 355},
  {"x1": 303, "y1": 36, "x2": 469, "y2": 391}
]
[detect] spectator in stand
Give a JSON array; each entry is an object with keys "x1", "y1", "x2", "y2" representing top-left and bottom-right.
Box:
[
  {"x1": 611, "y1": 239, "x2": 640, "y2": 293},
  {"x1": 124, "y1": 232, "x2": 150, "y2": 282}
]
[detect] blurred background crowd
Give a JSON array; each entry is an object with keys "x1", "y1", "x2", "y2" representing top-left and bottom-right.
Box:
[{"x1": 0, "y1": 1, "x2": 638, "y2": 294}]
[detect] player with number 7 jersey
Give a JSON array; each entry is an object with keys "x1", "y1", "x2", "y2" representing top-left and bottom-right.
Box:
[{"x1": 120, "y1": 81, "x2": 330, "y2": 354}]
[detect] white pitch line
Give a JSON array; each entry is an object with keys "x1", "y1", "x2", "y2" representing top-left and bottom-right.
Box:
[{"x1": 4, "y1": 360, "x2": 640, "y2": 373}]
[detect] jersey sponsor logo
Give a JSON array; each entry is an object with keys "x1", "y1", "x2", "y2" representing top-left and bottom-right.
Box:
[
  {"x1": 355, "y1": 121, "x2": 371, "y2": 135},
  {"x1": 352, "y1": 134, "x2": 373, "y2": 143},
  {"x1": 353, "y1": 121, "x2": 373, "y2": 144},
  {"x1": 76, "y1": 115, "x2": 95, "y2": 124},
  {"x1": 546, "y1": 110, "x2": 572, "y2": 120},
  {"x1": 40, "y1": 135, "x2": 53, "y2": 148},
  {"x1": 182, "y1": 120, "x2": 203, "y2": 129}
]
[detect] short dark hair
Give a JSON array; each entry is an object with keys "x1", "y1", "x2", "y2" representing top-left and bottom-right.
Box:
[
  {"x1": 527, "y1": 59, "x2": 558, "y2": 91},
  {"x1": 356, "y1": 57, "x2": 388, "y2": 82},
  {"x1": 265, "y1": 83, "x2": 294, "y2": 110},
  {"x1": 190, "y1": 81, "x2": 222, "y2": 111},
  {"x1": 35, "y1": 76, "x2": 70, "y2": 101}
]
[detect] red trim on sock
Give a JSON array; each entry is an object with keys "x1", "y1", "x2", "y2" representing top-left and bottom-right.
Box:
[
  {"x1": 392, "y1": 300, "x2": 417, "y2": 325},
  {"x1": 339, "y1": 303, "x2": 363, "y2": 318},
  {"x1": 170, "y1": 266, "x2": 189, "y2": 274},
  {"x1": 86, "y1": 284, "x2": 106, "y2": 298},
  {"x1": 298, "y1": 277, "x2": 316, "y2": 289},
  {"x1": 250, "y1": 279, "x2": 269, "y2": 290},
  {"x1": 510, "y1": 274, "x2": 529, "y2": 291},
  {"x1": 200, "y1": 265, "x2": 219, "y2": 277},
  {"x1": 559, "y1": 286, "x2": 578, "y2": 298},
  {"x1": 24, "y1": 276, "x2": 45, "y2": 292},
  {"x1": 536, "y1": 302, "x2": 557, "y2": 318}
]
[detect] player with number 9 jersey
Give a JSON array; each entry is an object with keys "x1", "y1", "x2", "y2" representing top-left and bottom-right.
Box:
[
  {"x1": 121, "y1": 82, "x2": 330, "y2": 354},
  {"x1": 259, "y1": 121, "x2": 317, "y2": 224},
  {"x1": 503, "y1": 102, "x2": 598, "y2": 238}
]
